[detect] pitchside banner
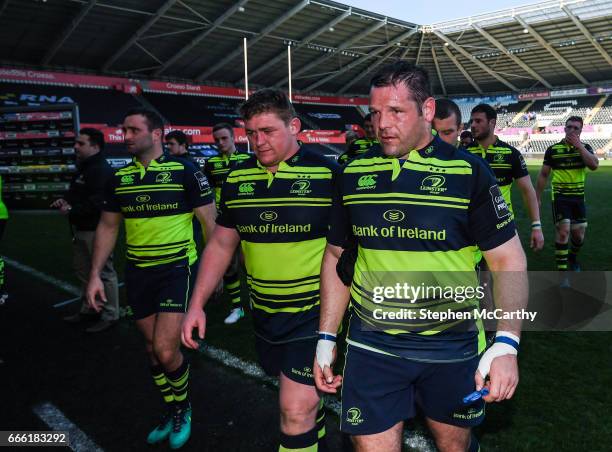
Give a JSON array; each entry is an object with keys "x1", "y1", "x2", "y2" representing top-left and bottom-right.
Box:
[
  {"x1": 353, "y1": 271, "x2": 612, "y2": 332},
  {"x1": 81, "y1": 123, "x2": 347, "y2": 145},
  {"x1": 0, "y1": 67, "x2": 368, "y2": 106}
]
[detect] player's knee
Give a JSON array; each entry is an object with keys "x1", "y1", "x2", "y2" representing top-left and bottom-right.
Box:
[
  {"x1": 432, "y1": 434, "x2": 470, "y2": 452},
  {"x1": 556, "y1": 228, "x2": 570, "y2": 243},
  {"x1": 279, "y1": 398, "x2": 318, "y2": 432},
  {"x1": 152, "y1": 342, "x2": 179, "y2": 368}
]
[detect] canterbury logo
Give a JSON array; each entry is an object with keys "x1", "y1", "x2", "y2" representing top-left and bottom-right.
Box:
[
  {"x1": 120, "y1": 175, "x2": 135, "y2": 185},
  {"x1": 357, "y1": 174, "x2": 377, "y2": 187},
  {"x1": 239, "y1": 182, "x2": 255, "y2": 193}
]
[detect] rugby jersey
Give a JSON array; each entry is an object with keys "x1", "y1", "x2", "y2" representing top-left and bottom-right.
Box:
[
  {"x1": 328, "y1": 135, "x2": 516, "y2": 362},
  {"x1": 204, "y1": 151, "x2": 251, "y2": 205},
  {"x1": 217, "y1": 147, "x2": 339, "y2": 343},
  {"x1": 543, "y1": 140, "x2": 594, "y2": 200},
  {"x1": 103, "y1": 153, "x2": 214, "y2": 268},
  {"x1": 338, "y1": 138, "x2": 381, "y2": 165},
  {"x1": 466, "y1": 138, "x2": 528, "y2": 214}
]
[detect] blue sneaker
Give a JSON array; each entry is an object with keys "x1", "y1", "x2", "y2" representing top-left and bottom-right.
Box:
[
  {"x1": 146, "y1": 408, "x2": 173, "y2": 444},
  {"x1": 169, "y1": 404, "x2": 191, "y2": 449}
]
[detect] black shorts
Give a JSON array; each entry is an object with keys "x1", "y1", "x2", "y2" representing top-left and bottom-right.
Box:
[
  {"x1": 125, "y1": 259, "x2": 197, "y2": 320},
  {"x1": 552, "y1": 198, "x2": 586, "y2": 225},
  {"x1": 255, "y1": 336, "x2": 317, "y2": 386},
  {"x1": 340, "y1": 345, "x2": 485, "y2": 435}
]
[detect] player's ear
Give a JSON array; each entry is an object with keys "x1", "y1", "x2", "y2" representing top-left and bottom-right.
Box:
[
  {"x1": 289, "y1": 117, "x2": 301, "y2": 135},
  {"x1": 422, "y1": 97, "x2": 436, "y2": 122}
]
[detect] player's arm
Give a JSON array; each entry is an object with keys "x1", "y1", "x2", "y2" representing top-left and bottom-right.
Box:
[
  {"x1": 193, "y1": 203, "x2": 217, "y2": 242},
  {"x1": 181, "y1": 225, "x2": 240, "y2": 349},
  {"x1": 515, "y1": 175, "x2": 544, "y2": 251},
  {"x1": 315, "y1": 243, "x2": 350, "y2": 393},
  {"x1": 478, "y1": 234, "x2": 527, "y2": 403},
  {"x1": 567, "y1": 136, "x2": 599, "y2": 170},
  {"x1": 86, "y1": 211, "x2": 122, "y2": 311}
]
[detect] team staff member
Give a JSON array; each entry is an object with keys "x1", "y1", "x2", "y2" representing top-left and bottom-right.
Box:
[
  {"x1": 468, "y1": 104, "x2": 544, "y2": 251},
  {"x1": 338, "y1": 114, "x2": 380, "y2": 165},
  {"x1": 314, "y1": 61, "x2": 528, "y2": 452},
  {"x1": 205, "y1": 122, "x2": 250, "y2": 324},
  {"x1": 86, "y1": 108, "x2": 216, "y2": 449},
  {"x1": 182, "y1": 89, "x2": 337, "y2": 452},
  {"x1": 52, "y1": 128, "x2": 119, "y2": 333},
  {"x1": 536, "y1": 116, "x2": 598, "y2": 272}
]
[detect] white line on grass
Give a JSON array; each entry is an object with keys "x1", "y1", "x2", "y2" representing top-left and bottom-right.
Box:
[
  {"x1": 3, "y1": 256, "x2": 80, "y2": 296},
  {"x1": 53, "y1": 282, "x2": 125, "y2": 308},
  {"x1": 33, "y1": 402, "x2": 104, "y2": 452},
  {"x1": 12, "y1": 258, "x2": 436, "y2": 451}
]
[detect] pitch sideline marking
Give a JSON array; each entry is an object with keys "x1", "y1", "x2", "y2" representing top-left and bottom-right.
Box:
[
  {"x1": 32, "y1": 402, "x2": 104, "y2": 452},
  {"x1": 9, "y1": 257, "x2": 435, "y2": 451}
]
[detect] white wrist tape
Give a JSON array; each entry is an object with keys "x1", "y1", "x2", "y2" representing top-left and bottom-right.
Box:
[
  {"x1": 477, "y1": 331, "x2": 520, "y2": 379},
  {"x1": 316, "y1": 339, "x2": 336, "y2": 371}
]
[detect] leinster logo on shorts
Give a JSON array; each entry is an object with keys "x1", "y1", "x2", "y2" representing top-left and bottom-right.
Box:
[
  {"x1": 346, "y1": 407, "x2": 364, "y2": 426},
  {"x1": 383, "y1": 209, "x2": 405, "y2": 222},
  {"x1": 259, "y1": 211, "x2": 278, "y2": 222}
]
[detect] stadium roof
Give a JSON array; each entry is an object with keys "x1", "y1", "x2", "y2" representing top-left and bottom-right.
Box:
[{"x1": 0, "y1": 0, "x2": 610, "y2": 97}]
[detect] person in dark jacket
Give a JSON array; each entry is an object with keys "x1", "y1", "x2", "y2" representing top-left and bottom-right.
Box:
[{"x1": 51, "y1": 128, "x2": 119, "y2": 333}]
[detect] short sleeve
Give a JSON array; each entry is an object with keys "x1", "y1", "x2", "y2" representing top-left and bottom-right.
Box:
[
  {"x1": 468, "y1": 159, "x2": 516, "y2": 251},
  {"x1": 543, "y1": 146, "x2": 553, "y2": 167},
  {"x1": 510, "y1": 146, "x2": 529, "y2": 179},
  {"x1": 327, "y1": 169, "x2": 351, "y2": 247},
  {"x1": 215, "y1": 179, "x2": 234, "y2": 228},
  {"x1": 183, "y1": 161, "x2": 214, "y2": 209},
  {"x1": 101, "y1": 173, "x2": 121, "y2": 213}
]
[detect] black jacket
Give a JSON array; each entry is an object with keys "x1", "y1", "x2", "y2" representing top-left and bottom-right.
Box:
[{"x1": 65, "y1": 152, "x2": 113, "y2": 231}]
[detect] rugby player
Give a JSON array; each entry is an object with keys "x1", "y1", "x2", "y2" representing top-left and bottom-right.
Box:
[
  {"x1": 536, "y1": 116, "x2": 598, "y2": 272},
  {"x1": 433, "y1": 98, "x2": 464, "y2": 147},
  {"x1": 205, "y1": 123, "x2": 250, "y2": 324},
  {"x1": 468, "y1": 104, "x2": 544, "y2": 251},
  {"x1": 338, "y1": 113, "x2": 380, "y2": 165},
  {"x1": 314, "y1": 61, "x2": 528, "y2": 452},
  {"x1": 182, "y1": 89, "x2": 337, "y2": 451},
  {"x1": 86, "y1": 108, "x2": 217, "y2": 449}
]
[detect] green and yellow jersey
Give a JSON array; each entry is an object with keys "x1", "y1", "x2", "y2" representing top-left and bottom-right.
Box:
[
  {"x1": 338, "y1": 138, "x2": 380, "y2": 166},
  {"x1": 466, "y1": 138, "x2": 528, "y2": 214},
  {"x1": 328, "y1": 135, "x2": 516, "y2": 362},
  {"x1": 103, "y1": 154, "x2": 214, "y2": 268},
  {"x1": 0, "y1": 175, "x2": 8, "y2": 220},
  {"x1": 204, "y1": 151, "x2": 251, "y2": 205},
  {"x1": 543, "y1": 140, "x2": 594, "y2": 200},
  {"x1": 217, "y1": 147, "x2": 339, "y2": 343}
]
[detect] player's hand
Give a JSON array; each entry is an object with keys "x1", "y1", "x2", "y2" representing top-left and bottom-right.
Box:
[
  {"x1": 181, "y1": 307, "x2": 206, "y2": 349},
  {"x1": 565, "y1": 133, "x2": 580, "y2": 148},
  {"x1": 86, "y1": 274, "x2": 107, "y2": 313},
  {"x1": 530, "y1": 228, "x2": 544, "y2": 251},
  {"x1": 314, "y1": 340, "x2": 342, "y2": 393},
  {"x1": 59, "y1": 202, "x2": 72, "y2": 215},
  {"x1": 50, "y1": 198, "x2": 67, "y2": 209},
  {"x1": 475, "y1": 354, "x2": 519, "y2": 402}
]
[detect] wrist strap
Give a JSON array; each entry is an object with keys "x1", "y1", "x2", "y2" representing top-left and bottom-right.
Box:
[
  {"x1": 318, "y1": 332, "x2": 337, "y2": 342},
  {"x1": 495, "y1": 334, "x2": 519, "y2": 351},
  {"x1": 531, "y1": 221, "x2": 541, "y2": 229}
]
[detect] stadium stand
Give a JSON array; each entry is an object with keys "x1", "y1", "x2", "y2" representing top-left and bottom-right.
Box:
[
  {"x1": 496, "y1": 101, "x2": 531, "y2": 129},
  {"x1": 142, "y1": 93, "x2": 242, "y2": 126},
  {"x1": 293, "y1": 103, "x2": 364, "y2": 130},
  {"x1": 589, "y1": 96, "x2": 612, "y2": 125},
  {"x1": 512, "y1": 96, "x2": 604, "y2": 128}
]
